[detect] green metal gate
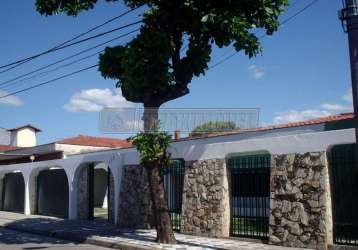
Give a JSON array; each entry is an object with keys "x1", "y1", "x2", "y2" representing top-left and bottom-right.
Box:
[
  {"x1": 163, "y1": 159, "x2": 185, "y2": 231},
  {"x1": 228, "y1": 153, "x2": 271, "y2": 239},
  {"x1": 329, "y1": 144, "x2": 358, "y2": 245}
]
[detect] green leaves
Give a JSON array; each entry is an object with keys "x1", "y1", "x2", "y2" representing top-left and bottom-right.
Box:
[
  {"x1": 36, "y1": 0, "x2": 97, "y2": 16},
  {"x1": 36, "y1": 0, "x2": 289, "y2": 105},
  {"x1": 131, "y1": 131, "x2": 172, "y2": 166},
  {"x1": 99, "y1": 27, "x2": 173, "y2": 104},
  {"x1": 190, "y1": 121, "x2": 238, "y2": 137}
]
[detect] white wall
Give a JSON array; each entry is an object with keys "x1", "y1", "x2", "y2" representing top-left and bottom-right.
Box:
[
  {"x1": 0, "y1": 128, "x2": 355, "y2": 223},
  {"x1": 10, "y1": 128, "x2": 37, "y2": 147},
  {"x1": 121, "y1": 128, "x2": 356, "y2": 165},
  {"x1": 55, "y1": 144, "x2": 112, "y2": 156}
]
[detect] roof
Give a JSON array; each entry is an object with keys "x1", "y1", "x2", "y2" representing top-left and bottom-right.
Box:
[
  {"x1": 0, "y1": 145, "x2": 19, "y2": 152},
  {"x1": 7, "y1": 124, "x2": 42, "y2": 132},
  {"x1": 186, "y1": 112, "x2": 355, "y2": 140},
  {"x1": 56, "y1": 135, "x2": 132, "y2": 148}
]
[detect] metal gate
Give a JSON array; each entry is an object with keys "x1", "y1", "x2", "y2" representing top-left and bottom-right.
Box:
[
  {"x1": 1, "y1": 173, "x2": 25, "y2": 213},
  {"x1": 36, "y1": 169, "x2": 69, "y2": 218},
  {"x1": 329, "y1": 144, "x2": 358, "y2": 245},
  {"x1": 163, "y1": 159, "x2": 185, "y2": 231},
  {"x1": 228, "y1": 153, "x2": 271, "y2": 239}
]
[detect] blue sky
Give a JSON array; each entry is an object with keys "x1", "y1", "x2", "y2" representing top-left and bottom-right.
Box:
[{"x1": 0, "y1": 0, "x2": 354, "y2": 144}]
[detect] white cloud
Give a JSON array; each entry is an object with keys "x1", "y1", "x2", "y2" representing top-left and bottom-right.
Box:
[
  {"x1": 0, "y1": 90, "x2": 23, "y2": 107},
  {"x1": 273, "y1": 109, "x2": 331, "y2": 124},
  {"x1": 272, "y1": 91, "x2": 354, "y2": 124},
  {"x1": 320, "y1": 103, "x2": 352, "y2": 112},
  {"x1": 64, "y1": 88, "x2": 134, "y2": 112},
  {"x1": 248, "y1": 65, "x2": 265, "y2": 79},
  {"x1": 342, "y1": 89, "x2": 353, "y2": 103}
]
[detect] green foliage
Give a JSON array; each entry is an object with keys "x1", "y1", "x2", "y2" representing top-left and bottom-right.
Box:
[
  {"x1": 35, "y1": 0, "x2": 289, "y2": 107},
  {"x1": 99, "y1": 28, "x2": 173, "y2": 105},
  {"x1": 36, "y1": 0, "x2": 96, "y2": 16},
  {"x1": 190, "y1": 121, "x2": 238, "y2": 137},
  {"x1": 131, "y1": 131, "x2": 172, "y2": 167}
]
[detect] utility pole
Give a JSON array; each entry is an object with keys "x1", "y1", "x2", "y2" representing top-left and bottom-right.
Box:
[{"x1": 339, "y1": 0, "x2": 358, "y2": 157}]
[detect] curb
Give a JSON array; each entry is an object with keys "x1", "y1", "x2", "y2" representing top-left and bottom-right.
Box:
[
  {"x1": 1, "y1": 224, "x2": 158, "y2": 250},
  {"x1": 86, "y1": 236, "x2": 160, "y2": 250},
  {"x1": 329, "y1": 245, "x2": 358, "y2": 250}
]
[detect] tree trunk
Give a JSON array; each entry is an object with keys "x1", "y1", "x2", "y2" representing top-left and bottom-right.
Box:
[
  {"x1": 142, "y1": 106, "x2": 177, "y2": 244},
  {"x1": 146, "y1": 164, "x2": 176, "y2": 243},
  {"x1": 143, "y1": 106, "x2": 159, "y2": 132}
]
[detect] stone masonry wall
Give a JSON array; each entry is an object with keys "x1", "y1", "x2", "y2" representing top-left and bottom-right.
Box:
[
  {"x1": 180, "y1": 159, "x2": 230, "y2": 237},
  {"x1": 269, "y1": 152, "x2": 333, "y2": 249},
  {"x1": 0, "y1": 177, "x2": 3, "y2": 210},
  {"x1": 117, "y1": 165, "x2": 153, "y2": 229},
  {"x1": 77, "y1": 167, "x2": 89, "y2": 220},
  {"x1": 30, "y1": 174, "x2": 37, "y2": 214},
  {"x1": 108, "y1": 170, "x2": 115, "y2": 224}
]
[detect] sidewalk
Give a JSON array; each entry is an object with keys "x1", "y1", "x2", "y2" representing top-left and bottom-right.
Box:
[{"x1": 0, "y1": 211, "x2": 305, "y2": 250}]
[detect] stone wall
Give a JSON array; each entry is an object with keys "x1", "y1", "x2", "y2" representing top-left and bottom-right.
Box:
[
  {"x1": 0, "y1": 176, "x2": 3, "y2": 210},
  {"x1": 180, "y1": 159, "x2": 230, "y2": 237},
  {"x1": 108, "y1": 169, "x2": 115, "y2": 224},
  {"x1": 30, "y1": 174, "x2": 37, "y2": 214},
  {"x1": 117, "y1": 165, "x2": 153, "y2": 229},
  {"x1": 269, "y1": 152, "x2": 333, "y2": 249},
  {"x1": 77, "y1": 166, "x2": 90, "y2": 220}
]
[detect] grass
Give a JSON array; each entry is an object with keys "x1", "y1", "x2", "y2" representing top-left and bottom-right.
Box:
[
  {"x1": 231, "y1": 217, "x2": 268, "y2": 236},
  {"x1": 94, "y1": 207, "x2": 108, "y2": 220}
]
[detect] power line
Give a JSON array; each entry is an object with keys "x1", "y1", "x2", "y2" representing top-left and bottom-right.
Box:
[
  {"x1": 2, "y1": 51, "x2": 101, "y2": 92},
  {"x1": 50, "y1": 5, "x2": 143, "y2": 51},
  {"x1": 0, "y1": 65, "x2": 98, "y2": 99},
  {"x1": 0, "y1": 0, "x2": 318, "y2": 99},
  {"x1": 0, "y1": 6, "x2": 143, "y2": 71},
  {"x1": 0, "y1": 20, "x2": 142, "y2": 73},
  {"x1": 209, "y1": 0, "x2": 319, "y2": 70},
  {"x1": 0, "y1": 28, "x2": 139, "y2": 88}
]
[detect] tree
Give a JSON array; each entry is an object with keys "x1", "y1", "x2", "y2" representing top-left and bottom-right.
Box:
[
  {"x1": 130, "y1": 129, "x2": 174, "y2": 242},
  {"x1": 190, "y1": 121, "x2": 238, "y2": 138},
  {"x1": 35, "y1": 0, "x2": 288, "y2": 243}
]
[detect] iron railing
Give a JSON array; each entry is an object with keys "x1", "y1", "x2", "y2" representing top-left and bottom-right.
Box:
[
  {"x1": 228, "y1": 154, "x2": 271, "y2": 240},
  {"x1": 329, "y1": 144, "x2": 358, "y2": 246},
  {"x1": 163, "y1": 159, "x2": 185, "y2": 232}
]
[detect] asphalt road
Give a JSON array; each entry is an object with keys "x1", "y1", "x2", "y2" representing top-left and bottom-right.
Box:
[{"x1": 0, "y1": 228, "x2": 112, "y2": 250}]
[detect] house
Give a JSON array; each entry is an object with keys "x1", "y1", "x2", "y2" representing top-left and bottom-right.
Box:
[
  {"x1": 0, "y1": 125, "x2": 132, "y2": 165},
  {"x1": 0, "y1": 113, "x2": 356, "y2": 249}
]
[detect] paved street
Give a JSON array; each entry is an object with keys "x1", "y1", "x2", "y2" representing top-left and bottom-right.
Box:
[{"x1": 0, "y1": 227, "x2": 113, "y2": 250}]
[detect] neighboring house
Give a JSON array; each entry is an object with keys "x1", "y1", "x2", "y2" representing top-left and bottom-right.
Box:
[
  {"x1": 0, "y1": 125, "x2": 132, "y2": 165},
  {"x1": 0, "y1": 127, "x2": 10, "y2": 145}
]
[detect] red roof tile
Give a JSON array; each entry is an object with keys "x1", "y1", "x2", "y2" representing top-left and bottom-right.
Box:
[
  {"x1": 0, "y1": 145, "x2": 19, "y2": 152},
  {"x1": 57, "y1": 135, "x2": 132, "y2": 148},
  {"x1": 187, "y1": 112, "x2": 355, "y2": 139}
]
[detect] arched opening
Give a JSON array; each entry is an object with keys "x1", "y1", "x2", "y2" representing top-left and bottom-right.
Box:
[
  {"x1": 92, "y1": 167, "x2": 109, "y2": 220},
  {"x1": 36, "y1": 168, "x2": 69, "y2": 218},
  {"x1": 1, "y1": 172, "x2": 25, "y2": 213},
  {"x1": 76, "y1": 163, "x2": 113, "y2": 221}
]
